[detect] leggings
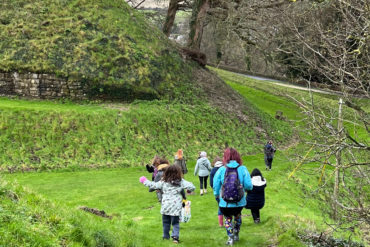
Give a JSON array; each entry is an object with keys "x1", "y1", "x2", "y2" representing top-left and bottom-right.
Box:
[
  {"x1": 199, "y1": 176, "x2": 208, "y2": 189},
  {"x1": 250, "y1": 208, "x2": 260, "y2": 221},
  {"x1": 220, "y1": 207, "x2": 243, "y2": 237}
]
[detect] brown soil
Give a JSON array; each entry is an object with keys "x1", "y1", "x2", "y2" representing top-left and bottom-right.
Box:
[
  {"x1": 193, "y1": 67, "x2": 253, "y2": 123},
  {"x1": 193, "y1": 67, "x2": 270, "y2": 141},
  {"x1": 79, "y1": 206, "x2": 112, "y2": 219}
]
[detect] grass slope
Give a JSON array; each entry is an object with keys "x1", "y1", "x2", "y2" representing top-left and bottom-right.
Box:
[
  {"x1": 0, "y1": 180, "x2": 137, "y2": 247},
  {"x1": 0, "y1": 0, "x2": 194, "y2": 100},
  {"x1": 0, "y1": 95, "x2": 292, "y2": 171}
]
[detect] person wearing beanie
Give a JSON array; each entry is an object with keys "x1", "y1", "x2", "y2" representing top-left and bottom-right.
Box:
[{"x1": 194, "y1": 151, "x2": 212, "y2": 196}]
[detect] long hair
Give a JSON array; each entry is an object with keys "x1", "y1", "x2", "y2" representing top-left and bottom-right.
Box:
[
  {"x1": 152, "y1": 155, "x2": 161, "y2": 167},
  {"x1": 162, "y1": 165, "x2": 182, "y2": 183},
  {"x1": 250, "y1": 168, "x2": 265, "y2": 181},
  {"x1": 223, "y1": 148, "x2": 242, "y2": 165}
]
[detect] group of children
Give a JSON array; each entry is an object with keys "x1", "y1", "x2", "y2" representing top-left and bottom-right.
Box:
[{"x1": 140, "y1": 148, "x2": 267, "y2": 245}]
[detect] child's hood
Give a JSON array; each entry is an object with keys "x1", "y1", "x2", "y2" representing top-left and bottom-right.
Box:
[
  {"x1": 198, "y1": 157, "x2": 209, "y2": 165},
  {"x1": 251, "y1": 176, "x2": 266, "y2": 186},
  {"x1": 214, "y1": 161, "x2": 223, "y2": 168},
  {"x1": 158, "y1": 163, "x2": 169, "y2": 170},
  {"x1": 226, "y1": 160, "x2": 240, "y2": 168}
]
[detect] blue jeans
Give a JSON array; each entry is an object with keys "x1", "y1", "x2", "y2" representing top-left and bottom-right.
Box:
[{"x1": 162, "y1": 215, "x2": 180, "y2": 239}]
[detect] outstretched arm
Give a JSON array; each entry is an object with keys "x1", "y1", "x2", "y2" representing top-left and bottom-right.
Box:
[{"x1": 140, "y1": 177, "x2": 164, "y2": 190}]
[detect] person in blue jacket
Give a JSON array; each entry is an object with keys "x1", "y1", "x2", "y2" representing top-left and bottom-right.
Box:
[{"x1": 213, "y1": 148, "x2": 253, "y2": 245}]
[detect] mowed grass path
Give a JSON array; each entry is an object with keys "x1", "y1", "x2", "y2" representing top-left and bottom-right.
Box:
[{"x1": 5, "y1": 152, "x2": 325, "y2": 247}]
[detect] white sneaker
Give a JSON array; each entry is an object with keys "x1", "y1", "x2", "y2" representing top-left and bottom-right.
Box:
[{"x1": 226, "y1": 236, "x2": 234, "y2": 245}]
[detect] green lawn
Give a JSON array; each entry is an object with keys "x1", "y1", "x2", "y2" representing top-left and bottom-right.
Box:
[
  {"x1": 1, "y1": 69, "x2": 367, "y2": 246},
  {"x1": 4, "y1": 152, "x2": 327, "y2": 247}
]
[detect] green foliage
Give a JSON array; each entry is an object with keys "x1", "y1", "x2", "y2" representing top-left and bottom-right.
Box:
[
  {"x1": 5, "y1": 151, "x2": 363, "y2": 246},
  {"x1": 0, "y1": 96, "x2": 292, "y2": 171},
  {"x1": 0, "y1": 179, "x2": 136, "y2": 247},
  {"x1": 0, "y1": 0, "x2": 195, "y2": 101}
]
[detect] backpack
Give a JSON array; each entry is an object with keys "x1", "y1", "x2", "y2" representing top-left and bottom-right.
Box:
[{"x1": 221, "y1": 165, "x2": 245, "y2": 203}]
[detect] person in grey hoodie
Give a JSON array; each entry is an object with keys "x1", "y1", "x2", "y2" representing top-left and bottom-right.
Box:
[{"x1": 194, "y1": 151, "x2": 212, "y2": 195}]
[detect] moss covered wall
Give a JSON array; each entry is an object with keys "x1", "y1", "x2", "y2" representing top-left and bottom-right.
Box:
[{"x1": 0, "y1": 72, "x2": 86, "y2": 99}]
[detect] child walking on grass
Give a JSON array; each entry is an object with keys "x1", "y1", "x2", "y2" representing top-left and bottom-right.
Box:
[
  {"x1": 245, "y1": 168, "x2": 266, "y2": 223},
  {"x1": 140, "y1": 165, "x2": 195, "y2": 244},
  {"x1": 210, "y1": 156, "x2": 224, "y2": 227}
]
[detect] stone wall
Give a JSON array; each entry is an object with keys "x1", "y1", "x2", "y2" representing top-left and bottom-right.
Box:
[{"x1": 0, "y1": 72, "x2": 86, "y2": 99}]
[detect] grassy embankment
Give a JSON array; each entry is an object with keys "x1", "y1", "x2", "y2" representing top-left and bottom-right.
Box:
[
  {"x1": 0, "y1": 0, "x2": 196, "y2": 100},
  {"x1": 1, "y1": 71, "x2": 367, "y2": 246},
  {"x1": 0, "y1": 96, "x2": 292, "y2": 171}
]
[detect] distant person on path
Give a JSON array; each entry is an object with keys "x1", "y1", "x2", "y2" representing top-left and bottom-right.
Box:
[
  {"x1": 245, "y1": 168, "x2": 266, "y2": 223},
  {"x1": 194, "y1": 151, "x2": 212, "y2": 196},
  {"x1": 213, "y1": 148, "x2": 252, "y2": 245},
  {"x1": 173, "y1": 149, "x2": 188, "y2": 176},
  {"x1": 140, "y1": 165, "x2": 195, "y2": 244},
  {"x1": 264, "y1": 140, "x2": 276, "y2": 170},
  {"x1": 210, "y1": 156, "x2": 224, "y2": 227}
]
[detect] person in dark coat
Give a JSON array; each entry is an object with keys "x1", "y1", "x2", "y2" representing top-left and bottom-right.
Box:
[
  {"x1": 264, "y1": 140, "x2": 276, "y2": 170},
  {"x1": 245, "y1": 168, "x2": 266, "y2": 223},
  {"x1": 210, "y1": 156, "x2": 224, "y2": 227},
  {"x1": 173, "y1": 149, "x2": 188, "y2": 175}
]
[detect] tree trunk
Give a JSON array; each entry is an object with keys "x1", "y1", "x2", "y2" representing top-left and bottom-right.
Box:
[
  {"x1": 187, "y1": 0, "x2": 209, "y2": 50},
  {"x1": 162, "y1": 0, "x2": 180, "y2": 37}
]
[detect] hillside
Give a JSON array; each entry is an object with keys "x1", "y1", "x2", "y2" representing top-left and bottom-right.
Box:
[
  {"x1": 0, "y1": 0, "x2": 194, "y2": 100},
  {"x1": 0, "y1": 95, "x2": 293, "y2": 171}
]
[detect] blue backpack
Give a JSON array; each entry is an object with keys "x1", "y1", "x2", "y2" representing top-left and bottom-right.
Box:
[{"x1": 221, "y1": 165, "x2": 245, "y2": 203}]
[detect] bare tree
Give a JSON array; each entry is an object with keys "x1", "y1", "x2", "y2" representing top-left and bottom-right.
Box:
[{"x1": 276, "y1": 0, "x2": 369, "y2": 230}]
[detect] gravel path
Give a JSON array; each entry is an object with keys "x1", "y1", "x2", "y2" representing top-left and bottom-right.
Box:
[{"x1": 236, "y1": 72, "x2": 340, "y2": 95}]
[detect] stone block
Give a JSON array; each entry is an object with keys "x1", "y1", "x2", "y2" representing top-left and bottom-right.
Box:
[
  {"x1": 31, "y1": 79, "x2": 39, "y2": 84},
  {"x1": 13, "y1": 72, "x2": 19, "y2": 79}
]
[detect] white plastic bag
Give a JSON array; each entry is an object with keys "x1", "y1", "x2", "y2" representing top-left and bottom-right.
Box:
[{"x1": 180, "y1": 200, "x2": 191, "y2": 223}]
